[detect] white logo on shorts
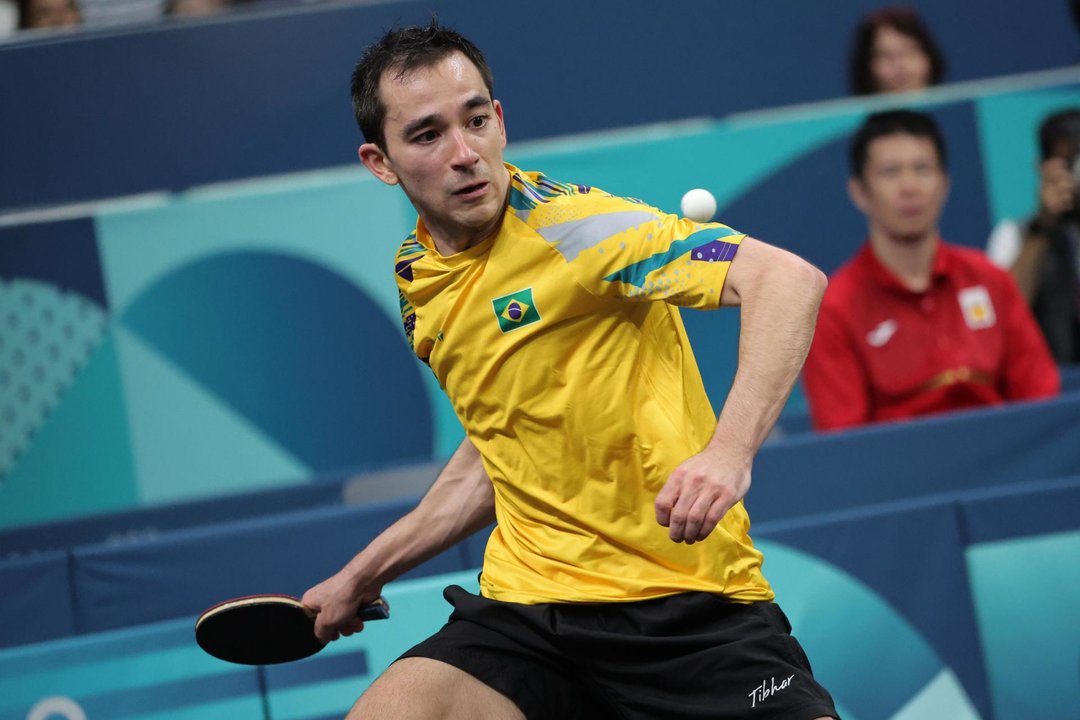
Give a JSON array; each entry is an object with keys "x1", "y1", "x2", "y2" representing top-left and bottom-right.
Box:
[{"x1": 748, "y1": 675, "x2": 795, "y2": 708}]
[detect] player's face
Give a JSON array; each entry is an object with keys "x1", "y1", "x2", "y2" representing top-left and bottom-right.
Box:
[
  {"x1": 870, "y1": 26, "x2": 932, "y2": 93},
  {"x1": 360, "y1": 52, "x2": 509, "y2": 252},
  {"x1": 850, "y1": 133, "x2": 949, "y2": 244}
]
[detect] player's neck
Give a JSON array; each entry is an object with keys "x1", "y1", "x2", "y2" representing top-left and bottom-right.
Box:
[
  {"x1": 869, "y1": 227, "x2": 939, "y2": 293},
  {"x1": 426, "y1": 209, "x2": 506, "y2": 257}
]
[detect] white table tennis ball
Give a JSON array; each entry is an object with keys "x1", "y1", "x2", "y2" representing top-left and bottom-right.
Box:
[{"x1": 680, "y1": 188, "x2": 717, "y2": 223}]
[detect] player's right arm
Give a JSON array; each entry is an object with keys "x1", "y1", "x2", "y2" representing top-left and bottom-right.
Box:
[{"x1": 302, "y1": 437, "x2": 493, "y2": 642}]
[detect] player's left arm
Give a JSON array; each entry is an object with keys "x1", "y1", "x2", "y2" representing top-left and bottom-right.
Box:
[{"x1": 655, "y1": 237, "x2": 827, "y2": 543}]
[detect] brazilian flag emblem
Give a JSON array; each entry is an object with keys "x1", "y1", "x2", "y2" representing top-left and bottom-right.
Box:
[{"x1": 491, "y1": 288, "x2": 541, "y2": 333}]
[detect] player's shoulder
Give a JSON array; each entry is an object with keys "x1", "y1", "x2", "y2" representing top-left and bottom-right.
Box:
[
  {"x1": 394, "y1": 230, "x2": 428, "y2": 285},
  {"x1": 509, "y1": 167, "x2": 660, "y2": 227}
]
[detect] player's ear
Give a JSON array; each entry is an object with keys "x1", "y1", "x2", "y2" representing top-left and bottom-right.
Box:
[
  {"x1": 493, "y1": 99, "x2": 507, "y2": 149},
  {"x1": 847, "y1": 176, "x2": 869, "y2": 213},
  {"x1": 359, "y1": 143, "x2": 399, "y2": 186}
]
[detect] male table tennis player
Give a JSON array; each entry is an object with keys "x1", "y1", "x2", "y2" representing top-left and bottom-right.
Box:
[{"x1": 304, "y1": 21, "x2": 839, "y2": 720}]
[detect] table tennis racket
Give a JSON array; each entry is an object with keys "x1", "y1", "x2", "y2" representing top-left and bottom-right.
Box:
[{"x1": 195, "y1": 594, "x2": 390, "y2": 665}]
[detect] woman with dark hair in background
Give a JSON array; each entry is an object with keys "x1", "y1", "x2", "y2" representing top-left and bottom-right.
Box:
[
  {"x1": 17, "y1": 0, "x2": 80, "y2": 28},
  {"x1": 849, "y1": 5, "x2": 945, "y2": 95}
]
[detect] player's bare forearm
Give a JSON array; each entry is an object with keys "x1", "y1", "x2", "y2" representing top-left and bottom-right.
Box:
[
  {"x1": 714, "y1": 237, "x2": 826, "y2": 454},
  {"x1": 302, "y1": 438, "x2": 493, "y2": 640},
  {"x1": 345, "y1": 437, "x2": 493, "y2": 587}
]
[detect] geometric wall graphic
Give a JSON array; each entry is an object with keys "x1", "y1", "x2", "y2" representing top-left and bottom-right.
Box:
[
  {"x1": 0, "y1": 323, "x2": 139, "y2": 528},
  {"x1": 759, "y1": 498, "x2": 992, "y2": 719},
  {"x1": 0, "y1": 279, "x2": 108, "y2": 482},
  {"x1": 120, "y1": 250, "x2": 432, "y2": 473},
  {"x1": 967, "y1": 530, "x2": 1080, "y2": 720},
  {"x1": 113, "y1": 324, "x2": 311, "y2": 505}
]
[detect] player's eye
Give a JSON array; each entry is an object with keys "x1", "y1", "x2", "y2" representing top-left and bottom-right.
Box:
[
  {"x1": 469, "y1": 115, "x2": 489, "y2": 129},
  {"x1": 413, "y1": 130, "x2": 439, "y2": 144}
]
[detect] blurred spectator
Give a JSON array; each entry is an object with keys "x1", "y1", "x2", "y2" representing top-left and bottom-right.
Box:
[
  {"x1": 986, "y1": 108, "x2": 1080, "y2": 363},
  {"x1": 849, "y1": 6, "x2": 945, "y2": 95},
  {"x1": 18, "y1": 0, "x2": 80, "y2": 28},
  {"x1": 165, "y1": 0, "x2": 225, "y2": 18},
  {"x1": 803, "y1": 110, "x2": 1059, "y2": 431}
]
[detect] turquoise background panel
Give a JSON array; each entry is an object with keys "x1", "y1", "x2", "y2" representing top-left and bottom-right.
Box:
[
  {"x1": 0, "y1": 325, "x2": 138, "y2": 528},
  {"x1": 967, "y1": 529, "x2": 1080, "y2": 720},
  {"x1": 975, "y1": 84, "x2": 1080, "y2": 223}
]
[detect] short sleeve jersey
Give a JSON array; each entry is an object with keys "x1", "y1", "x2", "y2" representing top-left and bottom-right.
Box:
[{"x1": 395, "y1": 164, "x2": 773, "y2": 605}]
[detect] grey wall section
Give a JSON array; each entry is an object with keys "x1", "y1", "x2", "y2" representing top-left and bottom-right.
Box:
[{"x1": 1, "y1": 0, "x2": 1076, "y2": 212}]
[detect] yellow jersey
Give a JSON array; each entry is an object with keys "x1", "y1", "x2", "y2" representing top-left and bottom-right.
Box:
[{"x1": 395, "y1": 164, "x2": 773, "y2": 604}]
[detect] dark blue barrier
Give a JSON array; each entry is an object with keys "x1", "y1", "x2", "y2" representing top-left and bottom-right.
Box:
[
  {"x1": 0, "y1": 475, "x2": 345, "y2": 560},
  {"x1": 0, "y1": 461, "x2": 441, "y2": 560},
  {"x1": 3, "y1": 479, "x2": 1077, "y2": 717},
  {"x1": 1, "y1": 0, "x2": 1075, "y2": 211},
  {"x1": 748, "y1": 391, "x2": 1080, "y2": 523},
  {"x1": 962, "y1": 473, "x2": 1080, "y2": 543},
  {"x1": 0, "y1": 550, "x2": 76, "y2": 649},
  {"x1": 70, "y1": 498, "x2": 466, "y2": 633}
]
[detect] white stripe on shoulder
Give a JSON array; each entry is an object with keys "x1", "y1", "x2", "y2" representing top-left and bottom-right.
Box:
[{"x1": 538, "y1": 210, "x2": 659, "y2": 262}]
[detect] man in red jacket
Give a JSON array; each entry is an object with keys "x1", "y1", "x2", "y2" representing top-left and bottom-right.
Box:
[{"x1": 803, "y1": 109, "x2": 1060, "y2": 431}]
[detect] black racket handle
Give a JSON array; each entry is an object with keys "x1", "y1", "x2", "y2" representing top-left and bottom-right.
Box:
[{"x1": 358, "y1": 596, "x2": 390, "y2": 621}]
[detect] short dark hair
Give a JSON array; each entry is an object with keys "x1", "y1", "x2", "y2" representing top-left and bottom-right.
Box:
[
  {"x1": 350, "y1": 20, "x2": 495, "y2": 151},
  {"x1": 850, "y1": 110, "x2": 947, "y2": 177},
  {"x1": 1038, "y1": 108, "x2": 1080, "y2": 161},
  {"x1": 848, "y1": 6, "x2": 946, "y2": 95}
]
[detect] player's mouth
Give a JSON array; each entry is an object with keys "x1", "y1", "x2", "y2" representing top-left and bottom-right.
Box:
[{"x1": 452, "y1": 181, "x2": 489, "y2": 200}]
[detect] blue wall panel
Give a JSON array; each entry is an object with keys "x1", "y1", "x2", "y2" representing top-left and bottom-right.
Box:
[
  {"x1": 0, "y1": 551, "x2": 76, "y2": 649},
  {"x1": 1, "y1": 0, "x2": 1076, "y2": 212},
  {"x1": 749, "y1": 392, "x2": 1080, "y2": 523},
  {"x1": 70, "y1": 499, "x2": 464, "y2": 633}
]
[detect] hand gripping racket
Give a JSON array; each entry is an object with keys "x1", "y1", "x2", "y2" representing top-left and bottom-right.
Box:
[{"x1": 195, "y1": 594, "x2": 390, "y2": 665}]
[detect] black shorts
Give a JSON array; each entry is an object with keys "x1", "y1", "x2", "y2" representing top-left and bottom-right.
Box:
[{"x1": 399, "y1": 585, "x2": 839, "y2": 720}]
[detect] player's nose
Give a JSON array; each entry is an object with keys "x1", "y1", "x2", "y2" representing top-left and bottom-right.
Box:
[{"x1": 448, "y1": 129, "x2": 480, "y2": 167}]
